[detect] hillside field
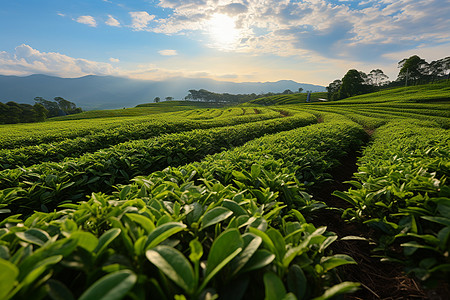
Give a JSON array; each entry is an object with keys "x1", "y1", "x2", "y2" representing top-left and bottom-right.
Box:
[{"x1": 0, "y1": 82, "x2": 449, "y2": 300}]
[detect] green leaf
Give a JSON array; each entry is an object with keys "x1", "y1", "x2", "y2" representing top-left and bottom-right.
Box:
[
  {"x1": 332, "y1": 191, "x2": 357, "y2": 206},
  {"x1": 241, "y1": 249, "x2": 276, "y2": 273},
  {"x1": 21, "y1": 255, "x2": 63, "y2": 288},
  {"x1": 71, "y1": 231, "x2": 99, "y2": 252},
  {"x1": 406, "y1": 233, "x2": 440, "y2": 246},
  {"x1": 189, "y1": 239, "x2": 203, "y2": 264},
  {"x1": 93, "y1": 228, "x2": 121, "y2": 255},
  {"x1": 340, "y1": 236, "x2": 368, "y2": 241},
  {"x1": 200, "y1": 207, "x2": 233, "y2": 230},
  {"x1": 222, "y1": 200, "x2": 248, "y2": 217},
  {"x1": 0, "y1": 258, "x2": 19, "y2": 300},
  {"x1": 119, "y1": 186, "x2": 131, "y2": 200},
  {"x1": 251, "y1": 164, "x2": 261, "y2": 178},
  {"x1": 0, "y1": 245, "x2": 10, "y2": 260},
  {"x1": 401, "y1": 241, "x2": 439, "y2": 255},
  {"x1": 283, "y1": 293, "x2": 297, "y2": 300},
  {"x1": 319, "y1": 235, "x2": 337, "y2": 253},
  {"x1": 264, "y1": 272, "x2": 286, "y2": 300},
  {"x1": 437, "y1": 227, "x2": 450, "y2": 250},
  {"x1": 126, "y1": 213, "x2": 155, "y2": 234},
  {"x1": 145, "y1": 222, "x2": 186, "y2": 250},
  {"x1": 229, "y1": 233, "x2": 262, "y2": 276},
  {"x1": 146, "y1": 246, "x2": 196, "y2": 295},
  {"x1": 267, "y1": 229, "x2": 286, "y2": 260},
  {"x1": 421, "y1": 216, "x2": 450, "y2": 227},
  {"x1": 320, "y1": 254, "x2": 356, "y2": 272},
  {"x1": 15, "y1": 228, "x2": 51, "y2": 246},
  {"x1": 46, "y1": 279, "x2": 75, "y2": 300},
  {"x1": 287, "y1": 264, "x2": 307, "y2": 300},
  {"x1": 312, "y1": 282, "x2": 360, "y2": 300},
  {"x1": 248, "y1": 227, "x2": 277, "y2": 255},
  {"x1": 290, "y1": 209, "x2": 306, "y2": 224},
  {"x1": 200, "y1": 229, "x2": 243, "y2": 291},
  {"x1": 79, "y1": 270, "x2": 137, "y2": 300}
]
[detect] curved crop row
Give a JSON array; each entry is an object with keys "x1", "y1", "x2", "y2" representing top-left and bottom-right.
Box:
[
  {"x1": 334, "y1": 119, "x2": 450, "y2": 285},
  {"x1": 0, "y1": 113, "x2": 367, "y2": 300},
  {"x1": 0, "y1": 109, "x2": 282, "y2": 170},
  {"x1": 0, "y1": 107, "x2": 279, "y2": 150},
  {"x1": 0, "y1": 113, "x2": 317, "y2": 217}
]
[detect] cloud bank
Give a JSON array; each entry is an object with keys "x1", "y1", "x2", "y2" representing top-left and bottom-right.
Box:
[
  {"x1": 147, "y1": 0, "x2": 450, "y2": 61},
  {"x1": 0, "y1": 44, "x2": 117, "y2": 77}
]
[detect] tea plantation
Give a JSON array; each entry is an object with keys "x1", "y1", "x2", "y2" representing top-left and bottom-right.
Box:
[{"x1": 0, "y1": 82, "x2": 449, "y2": 300}]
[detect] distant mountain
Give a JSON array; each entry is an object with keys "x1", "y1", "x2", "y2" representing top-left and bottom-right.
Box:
[{"x1": 0, "y1": 74, "x2": 326, "y2": 110}]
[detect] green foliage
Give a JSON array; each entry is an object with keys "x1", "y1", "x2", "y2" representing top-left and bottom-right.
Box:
[
  {"x1": 0, "y1": 113, "x2": 317, "y2": 216},
  {"x1": 0, "y1": 101, "x2": 47, "y2": 124},
  {"x1": 335, "y1": 120, "x2": 450, "y2": 284},
  {"x1": 34, "y1": 97, "x2": 82, "y2": 117},
  {"x1": 248, "y1": 92, "x2": 328, "y2": 105},
  {"x1": 0, "y1": 108, "x2": 281, "y2": 169},
  {"x1": 0, "y1": 81, "x2": 448, "y2": 299},
  {"x1": 0, "y1": 167, "x2": 357, "y2": 299},
  {"x1": 0, "y1": 112, "x2": 368, "y2": 299}
]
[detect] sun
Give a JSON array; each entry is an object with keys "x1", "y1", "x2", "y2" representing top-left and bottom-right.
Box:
[{"x1": 207, "y1": 14, "x2": 240, "y2": 50}]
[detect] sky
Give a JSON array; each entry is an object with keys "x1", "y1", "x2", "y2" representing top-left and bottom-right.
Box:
[{"x1": 0, "y1": 0, "x2": 449, "y2": 86}]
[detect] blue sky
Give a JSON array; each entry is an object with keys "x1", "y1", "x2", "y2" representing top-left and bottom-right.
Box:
[{"x1": 0, "y1": 0, "x2": 449, "y2": 85}]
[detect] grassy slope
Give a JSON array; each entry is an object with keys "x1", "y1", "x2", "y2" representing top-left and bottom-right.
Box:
[
  {"x1": 326, "y1": 81, "x2": 450, "y2": 105},
  {"x1": 29, "y1": 82, "x2": 450, "y2": 123},
  {"x1": 247, "y1": 92, "x2": 328, "y2": 105},
  {"x1": 50, "y1": 101, "x2": 227, "y2": 120},
  {"x1": 246, "y1": 82, "x2": 450, "y2": 106}
]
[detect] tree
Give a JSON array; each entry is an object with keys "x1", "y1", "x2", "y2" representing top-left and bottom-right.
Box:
[
  {"x1": 338, "y1": 69, "x2": 367, "y2": 99},
  {"x1": 165, "y1": 96, "x2": 173, "y2": 101},
  {"x1": 428, "y1": 57, "x2": 450, "y2": 82},
  {"x1": 154, "y1": 97, "x2": 160, "y2": 103},
  {"x1": 326, "y1": 79, "x2": 342, "y2": 101},
  {"x1": 282, "y1": 89, "x2": 293, "y2": 94},
  {"x1": 5, "y1": 102, "x2": 22, "y2": 123},
  {"x1": 367, "y1": 69, "x2": 389, "y2": 86},
  {"x1": 34, "y1": 97, "x2": 81, "y2": 117},
  {"x1": 0, "y1": 102, "x2": 11, "y2": 124},
  {"x1": 298, "y1": 88, "x2": 304, "y2": 93},
  {"x1": 33, "y1": 103, "x2": 48, "y2": 121},
  {"x1": 19, "y1": 103, "x2": 39, "y2": 123},
  {"x1": 0, "y1": 101, "x2": 48, "y2": 124},
  {"x1": 397, "y1": 55, "x2": 428, "y2": 85},
  {"x1": 34, "y1": 97, "x2": 62, "y2": 117}
]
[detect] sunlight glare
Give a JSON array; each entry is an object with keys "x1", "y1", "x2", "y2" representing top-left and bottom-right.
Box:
[{"x1": 208, "y1": 14, "x2": 240, "y2": 50}]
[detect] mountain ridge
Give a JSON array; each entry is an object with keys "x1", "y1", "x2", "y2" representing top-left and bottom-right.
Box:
[{"x1": 0, "y1": 74, "x2": 326, "y2": 110}]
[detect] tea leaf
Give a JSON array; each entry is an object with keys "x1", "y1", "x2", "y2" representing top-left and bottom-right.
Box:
[
  {"x1": 146, "y1": 246, "x2": 196, "y2": 295},
  {"x1": 79, "y1": 270, "x2": 137, "y2": 300}
]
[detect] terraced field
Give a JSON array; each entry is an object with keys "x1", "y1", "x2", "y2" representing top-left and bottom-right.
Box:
[{"x1": 0, "y1": 82, "x2": 449, "y2": 300}]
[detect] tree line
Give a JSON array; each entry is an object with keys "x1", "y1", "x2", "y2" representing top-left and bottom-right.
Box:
[
  {"x1": 179, "y1": 88, "x2": 305, "y2": 103},
  {"x1": 327, "y1": 55, "x2": 450, "y2": 100},
  {"x1": 0, "y1": 97, "x2": 82, "y2": 124}
]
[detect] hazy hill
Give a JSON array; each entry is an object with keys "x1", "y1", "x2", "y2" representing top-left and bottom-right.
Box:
[{"x1": 0, "y1": 74, "x2": 325, "y2": 110}]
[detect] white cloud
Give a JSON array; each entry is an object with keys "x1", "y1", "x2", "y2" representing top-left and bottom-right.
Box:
[
  {"x1": 158, "y1": 49, "x2": 178, "y2": 56},
  {"x1": 57, "y1": 12, "x2": 66, "y2": 17},
  {"x1": 151, "y1": 0, "x2": 450, "y2": 63},
  {"x1": 76, "y1": 15, "x2": 97, "y2": 27},
  {"x1": 105, "y1": 15, "x2": 121, "y2": 27},
  {"x1": 129, "y1": 11, "x2": 155, "y2": 31},
  {"x1": 109, "y1": 57, "x2": 120, "y2": 63},
  {"x1": 0, "y1": 44, "x2": 117, "y2": 77}
]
